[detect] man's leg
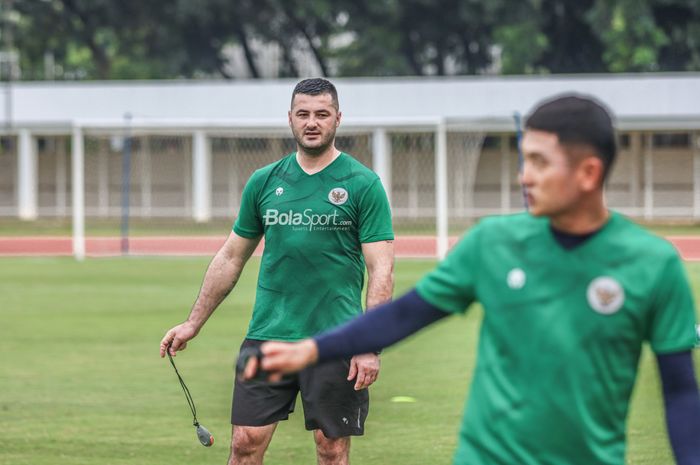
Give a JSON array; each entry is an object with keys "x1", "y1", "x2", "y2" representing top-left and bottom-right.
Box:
[
  {"x1": 299, "y1": 358, "x2": 369, "y2": 465},
  {"x1": 228, "y1": 424, "x2": 277, "y2": 465},
  {"x1": 231, "y1": 340, "x2": 299, "y2": 464},
  {"x1": 313, "y1": 429, "x2": 350, "y2": 465}
]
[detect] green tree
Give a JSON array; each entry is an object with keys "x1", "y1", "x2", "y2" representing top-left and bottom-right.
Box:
[
  {"x1": 7, "y1": 0, "x2": 700, "y2": 80},
  {"x1": 536, "y1": 0, "x2": 606, "y2": 73},
  {"x1": 334, "y1": 0, "x2": 505, "y2": 76},
  {"x1": 590, "y1": 0, "x2": 700, "y2": 72},
  {"x1": 12, "y1": 0, "x2": 263, "y2": 80}
]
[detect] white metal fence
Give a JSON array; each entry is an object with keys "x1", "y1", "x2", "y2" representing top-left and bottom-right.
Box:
[{"x1": 2, "y1": 121, "x2": 700, "y2": 259}]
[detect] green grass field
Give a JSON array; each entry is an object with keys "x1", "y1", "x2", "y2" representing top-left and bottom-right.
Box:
[{"x1": 1, "y1": 257, "x2": 699, "y2": 465}]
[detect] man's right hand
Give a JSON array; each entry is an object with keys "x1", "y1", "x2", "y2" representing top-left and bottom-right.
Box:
[
  {"x1": 245, "y1": 339, "x2": 319, "y2": 381},
  {"x1": 159, "y1": 321, "x2": 199, "y2": 357}
]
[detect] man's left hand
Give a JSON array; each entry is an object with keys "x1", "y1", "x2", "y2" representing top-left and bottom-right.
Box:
[{"x1": 347, "y1": 353, "x2": 380, "y2": 390}]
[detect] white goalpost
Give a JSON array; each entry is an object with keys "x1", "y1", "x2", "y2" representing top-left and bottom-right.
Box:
[{"x1": 66, "y1": 116, "x2": 496, "y2": 260}]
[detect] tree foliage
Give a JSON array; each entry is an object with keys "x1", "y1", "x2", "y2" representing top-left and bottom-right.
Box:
[{"x1": 4, "y1": 0, "x2": 700, "y2": 80}]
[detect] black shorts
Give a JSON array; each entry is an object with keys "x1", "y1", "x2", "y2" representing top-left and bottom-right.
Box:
[{"x1": 231, "y1": 339, "x2": 369, "y2": 438}]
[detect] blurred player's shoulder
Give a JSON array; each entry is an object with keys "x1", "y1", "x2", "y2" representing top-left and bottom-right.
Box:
[
  {"x1": 604, "y1": 211, "x2": 680, "y2": 260},
  {"x1": 472, "y1": 212, "x2": 679, "y2": 260},
  {"x1": 471, "y1": 212, "x2": 547, "y2": 243}
]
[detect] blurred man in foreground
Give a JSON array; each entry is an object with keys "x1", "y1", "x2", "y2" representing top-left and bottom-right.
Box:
[{"x1": 246, "y1": 94, "x2": 700, "y2": 465}]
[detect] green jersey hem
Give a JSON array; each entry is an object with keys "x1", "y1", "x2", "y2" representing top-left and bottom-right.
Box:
[
  {"x1": 233, "y1": 224, "x2": 262, "y2": 239},
  {"x1": 245, "y1": 332, "x2": 313, "y2": 342},
  {"x1": 651, "y1": 340, "x2": 697, "y2": 354}
]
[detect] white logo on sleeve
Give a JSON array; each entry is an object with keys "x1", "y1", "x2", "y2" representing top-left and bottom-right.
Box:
[
  {"x1": 507, "y1": 268, "x2": 526, "y2": 289},
  {"x1": 587, "y1": 277, "x2": 625, "y2": 315},
  {"x1": 275, "y1": 187, "x2": 284, "y2": 196},
  {"x1": 328, "y1": 188, "x2": 348, "y2": 205}
]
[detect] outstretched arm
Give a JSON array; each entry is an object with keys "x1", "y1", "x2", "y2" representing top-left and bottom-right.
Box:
[
  {"x1": 315, "y1": 289, "x2": 447, "y2": 362},
  {"x1": 657, "y1": 351, "x2": 700, "y2": 465},
  {"x1": 254, "y1": 290, "x2": 449, "y2": 380},
  {"x1": 160, "y1": 231, "x2": 261, "y2": 357}
]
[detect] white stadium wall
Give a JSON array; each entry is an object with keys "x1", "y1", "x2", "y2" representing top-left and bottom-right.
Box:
[
  {"x1": 4, "y1": 128, "x2": 698, "y2": 221},
  {"x1": 1, "y1": 74, "x2": 700, "y2": 258}
]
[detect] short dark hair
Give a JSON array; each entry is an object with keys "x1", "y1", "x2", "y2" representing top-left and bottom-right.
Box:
[
  {"x1": 525, "y1": 93, "x2": 617, "y2": 181},
  {"x1": 291, "y1": 78, "x2": 339, "y2": 110}
]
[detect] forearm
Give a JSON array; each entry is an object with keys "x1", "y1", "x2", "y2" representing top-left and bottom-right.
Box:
[
  {"x1": 658, "y1": 351, "x2": 700, "y2": 465},
  {"x1": 187, "y1": 248, "x2": 245, "y2": 329},
  {"x1": 364, "y1": 240, "x2": 394, "y2": 310},
  {"x1": 365, "y1": 268, "x2": 394, "y2": 310},
  {"x1": 314, "y1": 289, "x2": 449, "y2": 362}
]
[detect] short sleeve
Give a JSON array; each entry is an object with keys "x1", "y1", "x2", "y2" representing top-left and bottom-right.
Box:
[
  {"x1": 415, "y1": 224, "x2": 481, "y2": 314},
  {"x1": 232, "y1": 172, "x2": 264, "y2": 238},
  {"x1": 648, "y1": 254, "x2": 698, "y2": 354},
  {"x1": 358, "y1": 178, "x2": 394, "y2": 243}
]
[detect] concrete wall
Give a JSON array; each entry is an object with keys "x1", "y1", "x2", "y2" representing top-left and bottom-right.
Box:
[{"x1": 4, "y1": 129, "x2": 696, "y2": 221}]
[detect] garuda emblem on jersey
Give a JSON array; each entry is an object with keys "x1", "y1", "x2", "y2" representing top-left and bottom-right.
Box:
[
  {"x1": 328, "y1": 187, "x2": 348, "y2": 205},
  {"x1": 587, "y1": 276, "x2": 625, "y2": 315}
]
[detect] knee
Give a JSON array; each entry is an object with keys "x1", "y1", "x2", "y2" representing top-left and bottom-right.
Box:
[
  {"x1": 315, "y1": 432, "x2": 349, "y2": 462},
  {"x1": 232, "y1": 427, "x2": 268, "y2": 458}
]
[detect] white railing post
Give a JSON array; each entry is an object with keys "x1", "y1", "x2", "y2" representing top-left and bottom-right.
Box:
[
  {"x1": 17, "y1": 129, "x2": 37, "y2": 220},
  {"x1": 629, "y1": 132, "x2": 641, "y2": 213},
  {"x1": 140, "y1": 136, "x2": 152, "y2": 217},
  {"x1": 693, "y1": 131, "x2": 700, "y2": 219},
  {"x1": 192, "y1": 130, "x2": 211, "y2": 222},
  {"x1": 72, "y1": 125, "x2": 85, "y2": 261},
  {"x1": 372, "y1": 128, "x2": 392, "y2": 205},
  {"x1": 55, "y1": 138, "x2": 68, "y2": 217},
  {"x1": 500, "y1": 134, "x2": 511, "y2": 213},
  {"x1": 435, "y1": 120, "x2": 448, "y2": 259},
  {"x1": 643, "y1": 133, "x2": 654, "y2": 221}
]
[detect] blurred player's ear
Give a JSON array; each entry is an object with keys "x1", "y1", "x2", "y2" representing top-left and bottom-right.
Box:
[{"x1": 578, "y1": 155, "x2": 605, "y2": 192}]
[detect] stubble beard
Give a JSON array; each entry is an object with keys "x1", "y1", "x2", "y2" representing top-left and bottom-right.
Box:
[{"x1": 293, "y1": 126, "x2": 337, "y2": 157}]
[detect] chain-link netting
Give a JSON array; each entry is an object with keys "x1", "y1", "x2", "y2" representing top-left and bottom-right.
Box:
[
  {"x1": 37, "y1": 136, "x2": 71, "y2": 217},
  {"x1": 3, "y1": 128, "x2": 700, "y2": 257},
  {"x1": 604, "y1": 132, "x2": 695, "y2": 217},
  {"x1": 337, "y1": 133, "x2": 373, "y2": 169},
  {"x1": 646, "y1": 133, "x2": 693, "y2": 216},
  {"x1": 212, "y1": 135, "x2": 294, "y2": 219},
  {"x1": 81, "y1": 134, "x2": 192, "y2": 219},
  {"x1": 80, "y1": 134, "x2": 198, "y2": 241},
  {"x1": 447, "y1": 131, "x2": 486, "y2": 233},
  {"x1": 390, "y1": 132, "x2": 436, "y2": 233},
  {"x1": 607, "y1": 133, "x2": 642, "y2": 215}
]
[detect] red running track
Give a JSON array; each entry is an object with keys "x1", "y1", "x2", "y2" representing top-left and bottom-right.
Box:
[
  {"x1": 0, "y1": 235, "x2": 457, "y2": 258},
  {"x1": 2, "y1": 235, "x2": 700, "y2": 260}
]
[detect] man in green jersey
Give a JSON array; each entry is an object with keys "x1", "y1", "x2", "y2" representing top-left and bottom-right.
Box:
[
  {"x1": 160, "y1": 78, "x2": 394, "y2": 465},
  {"x1": 245, "y1": 94, "x2": 700, "y2": 465}
]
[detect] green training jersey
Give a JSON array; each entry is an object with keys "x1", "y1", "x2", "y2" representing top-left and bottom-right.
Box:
[
  {"x1": 234, "y1": 152, "x2": 393, "y2": 341},
  {"x1": 416, "y1": 211, "x2": 697, "y2": 465}
]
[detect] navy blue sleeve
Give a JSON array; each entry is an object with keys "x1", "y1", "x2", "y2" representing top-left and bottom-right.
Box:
[
  {"x1": 314, "y1": 289, "x2": 450, "y2": 362},
  {"x1": 657, "y1": 351, "x2": 700, "y2": 465}
]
